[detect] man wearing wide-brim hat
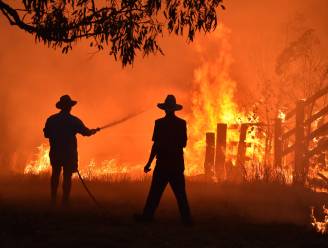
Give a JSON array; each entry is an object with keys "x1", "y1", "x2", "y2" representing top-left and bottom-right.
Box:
[
  {"x1": 44, "y1": 95, "x2": 100, "y2": 206},
  {"x1": 135, "y1": 95, "x2": 192, "y2": 225}
]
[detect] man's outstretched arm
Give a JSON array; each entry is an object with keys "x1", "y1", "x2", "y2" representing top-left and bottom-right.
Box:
[
  {"x1": 76, "y1": 118, "x2": 100, "y2": 136},
  {"x1": 80, "y1": 127, "x2": 100, "y2": 136}
]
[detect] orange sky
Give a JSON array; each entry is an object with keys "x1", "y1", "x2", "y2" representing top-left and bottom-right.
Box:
[{"x1": 1, "y1": 0, "x2": 328, "y2": 173}]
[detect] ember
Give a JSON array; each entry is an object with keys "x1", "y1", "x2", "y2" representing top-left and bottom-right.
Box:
[{"x1": 311, "y1": 206, "x2": 328, "y2": 234}]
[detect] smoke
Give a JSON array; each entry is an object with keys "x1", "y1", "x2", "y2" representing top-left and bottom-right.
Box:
[
  {"x1": 99, "y1": 109, "x2": 148, "y2": 130},
  {"x1": 0, "y1": 27, "x2": 196, "y2": 173},
  {"x1": 1, "y1": 0, "x2": 328, "y2": 174}
]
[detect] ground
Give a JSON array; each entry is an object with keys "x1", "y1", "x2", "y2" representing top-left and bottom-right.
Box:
[{"x1": 0, "y1": 175, "x2": 327, "y2": 248}]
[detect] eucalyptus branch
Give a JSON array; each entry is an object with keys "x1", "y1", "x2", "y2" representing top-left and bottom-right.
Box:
[{"x1": 0, "y1": 0, "x2": 225, "y2": 65}]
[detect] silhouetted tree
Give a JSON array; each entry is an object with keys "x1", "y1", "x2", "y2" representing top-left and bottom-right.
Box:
[
  {"x1": 253, "y1": 17, "x2": 328, "y2": 177},
  {"x1": 0, "y1": 0, "x2": 225, "y2": 65}
]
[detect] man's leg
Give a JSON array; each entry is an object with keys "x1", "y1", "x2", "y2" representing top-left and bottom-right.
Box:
[
  {"x1": 51, "y1": 165, "x2": 61, "y2": 205},
  {"x1": 62, "y1": 165, "x2": 73, "y2": 206},
  {"x1": 142, "y1": 168, "x2": 168, "y2": 219},
  {"x1": 169, "y1": 171, "x2": 192, "y2": 224}
]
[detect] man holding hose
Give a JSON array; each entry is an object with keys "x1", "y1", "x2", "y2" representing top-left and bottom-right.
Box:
[{"x1": 43, "y1": 95, "x2": 100, "y2": 206}]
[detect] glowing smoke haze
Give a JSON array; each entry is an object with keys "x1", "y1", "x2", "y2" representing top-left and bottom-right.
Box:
[{"x1": 1, "y1": 0, "x2": 328, "y2": 175}]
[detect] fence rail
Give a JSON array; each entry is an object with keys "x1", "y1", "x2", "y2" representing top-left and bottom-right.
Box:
[
  {"x1": 202, "y1": 85, "x2": 328, "y2": 185},
  {"x1": 275, "y1": 85, "x2": 328, "y2": 184}
]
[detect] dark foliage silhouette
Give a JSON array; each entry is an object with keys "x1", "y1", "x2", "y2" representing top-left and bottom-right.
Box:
[{"x1": 0, "y1": 0, "x2": 225, "y2": 66}]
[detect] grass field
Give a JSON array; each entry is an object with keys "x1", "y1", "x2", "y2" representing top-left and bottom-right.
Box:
[{"x1": 0, "y1": 175, "x2": 327, "y2": 247}]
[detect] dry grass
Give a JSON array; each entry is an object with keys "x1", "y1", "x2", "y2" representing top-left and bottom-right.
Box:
[{"x1": 0, "y1": 174, "x2": 327, "y2": 247}]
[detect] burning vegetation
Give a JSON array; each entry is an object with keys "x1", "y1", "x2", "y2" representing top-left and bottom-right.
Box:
[
  {"x1": 20, "y1": 24, "x2": 328, "y2": 235},
  {"x1": 23, "y1": 27, "x2": 269, "y2": 181},
  {"x1": 311, "y1": 205, "x2": 328, "y2": 234},
  {"x1": 23, "y1": 143, "x2": 144, "y2": 181},
  {"x1": 23, "y1": 26, "x2": 328, "y2": 189},
  {"x1": 24, "y1": 144, "x2": 51, "y2": 175},
  {"x1": 2, "y1": 1, "x2": 328, "y2": 247}
]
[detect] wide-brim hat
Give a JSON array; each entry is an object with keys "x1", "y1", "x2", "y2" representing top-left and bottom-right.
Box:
[
  {"x1": 157, "y1": 94, "x2": 183, "y2": 111},
  {"x1": 56, "y1": 95, "x2": 77, "y2": 109}
]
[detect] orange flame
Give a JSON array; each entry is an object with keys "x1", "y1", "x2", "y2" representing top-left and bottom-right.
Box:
[
  {"x1": 23, "y1": 144, "x2": 145, "y2": 180},
  {"x1": 23, "y1": 26, "x2": 268, "y2": 180},
  {"x1": 24, "y1": 144, "x2": 51, "y2": 175},
  {"x1": 185, "y1": 26, "x2": 266, "y2": 177},
  {"x1": 311, "y1": 206, "x2": 328, "y2": 234},
  {"x1": 80, "y1": 159, "x2": 144, "y2": 181},
  {"x1": 278, "y1": 110, "x2": 286, "y2": 122}
]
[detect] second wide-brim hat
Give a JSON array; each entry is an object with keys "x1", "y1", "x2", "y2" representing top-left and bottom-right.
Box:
[{"x1": 157, "y1": 94, "x2": 183, "y2": 111}]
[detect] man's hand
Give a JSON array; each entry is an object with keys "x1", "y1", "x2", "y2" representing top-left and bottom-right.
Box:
[
  {"x1": 144, "y1": 163, "x2": 151, "y2": 173},
  {"x1": 90, "y1": 128, "x2": 101, "y2": 135},
  {"x1": 71, "y1": 164, "x2": 78, "y2": 173}
]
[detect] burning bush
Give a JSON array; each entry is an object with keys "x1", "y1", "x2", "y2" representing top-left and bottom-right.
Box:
[{"x1": 311, "y1": 205, "x2": 328, "y2": 234}]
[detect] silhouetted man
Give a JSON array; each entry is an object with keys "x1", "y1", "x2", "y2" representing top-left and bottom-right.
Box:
[
  {"x1": 135, "y1": 95, "x2": 192, "y2": 225},
  {"x1": 43, "y1": 95, "x2": 99, "y2": 206}
]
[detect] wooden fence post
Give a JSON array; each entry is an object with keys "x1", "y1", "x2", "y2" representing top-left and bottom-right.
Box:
[
  {"x1": 274, "y1": 118, "x2": 283, "y2": 168},
  {"x1": 204, "y1": 132, "x2": 215, "y2": 177},
  {"x1": 294, "y1": 100, "x2": 306, "y2": 185},
  {"x1": 215, "y1": 123, "x2": 227, "y2": 180},
  {"x1": 236, "y1": 124, "x2": 248, "y2": 179}
]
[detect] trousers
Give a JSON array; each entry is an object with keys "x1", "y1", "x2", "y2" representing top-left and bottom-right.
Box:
[
  {"x1": 51, "y1": 164, "x2": 73, "y2": 204},
  {"x1": 143, "y1": 166, "x2": 191, "y2": 221}
]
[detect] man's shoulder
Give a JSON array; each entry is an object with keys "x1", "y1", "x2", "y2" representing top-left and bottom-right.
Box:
[
  {"x1": 173, "y1": 116, "x2": 186, "y2": 126},
  {"x1": 155, "y1": 117, "x2": 165, "y2": 123},
  {"x1": 47, "y1": 113, "x2": 81, "y2": 122},
  {"x1": 155, "y1": 116, "x2": 186, "y2": 125},
  {"x1": 67, "y1": 114, "x2": 84, "y2": 125},
  {"x1": 47, "y1": 113, "x2": 60, "y2": 121},
  {"x1": 69, "y1": 114, "x2": 81, "y2": 120},
  {"x1": 175, "y1": 116, "x2": 186, "y2": 124}
]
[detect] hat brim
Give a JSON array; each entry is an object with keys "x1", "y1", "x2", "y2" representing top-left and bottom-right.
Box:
[
  {"x1": 56, "y1": 100, "x2": 77, "y2": 109},
  {"x1": 157, "y1": 103, "x2": 183, "y2": 111}
]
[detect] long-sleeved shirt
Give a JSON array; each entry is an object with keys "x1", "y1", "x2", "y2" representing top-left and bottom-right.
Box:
[
  {"x1": 152, "y1": 115, "x2": 187, "y2": 170},
  {"x1": 44, "y1": 111, "x2": 93, "y2": 167}
]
